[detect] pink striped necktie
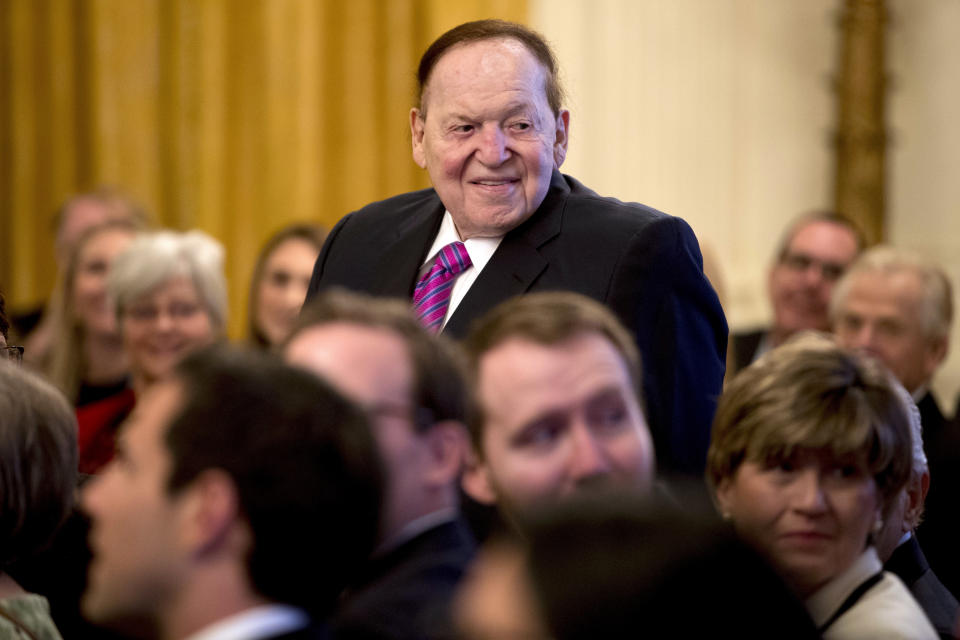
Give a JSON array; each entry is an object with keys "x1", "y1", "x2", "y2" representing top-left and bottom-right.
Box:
[{"x1": 413, "y1": 241, "x2": 472, "y2": 333}]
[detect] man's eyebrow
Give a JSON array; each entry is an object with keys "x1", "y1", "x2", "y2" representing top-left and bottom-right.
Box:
[{"x1": 442, "y1": 102, "x2": 537, "y2": 123}]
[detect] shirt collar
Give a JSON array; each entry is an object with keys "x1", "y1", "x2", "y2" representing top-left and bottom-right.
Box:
[
  {"x1": 805, "y1": 547, "x2": 882, "y2": 628},
  {"x1": 421, "y1": 212, "x2": 502, "y2": 274},
  {"x1": 374, "y1": 508, "x2": 458, "y2": 557},
  {"x1": 184, "y1": 604, "x2": 309, "y2": 640}
]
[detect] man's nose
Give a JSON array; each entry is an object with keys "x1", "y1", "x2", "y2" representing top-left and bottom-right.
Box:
[
  {"x1": 801, "y1": 262, "x2": 826, "y2": 288},
  {"x1": 476, "y1": 125, "x2": 508, "y2": 166},
  {"x1": 849, "y1": 323, "x2": 878, "y2": 352},
  {"x1": 154, "y1": 309, "x2": 176, "y2": 332},
  {"x1": 792, "y1": 468, "x2": 828, "y2": 514},
  {"x1": 568, "y1": 424, "x2": 611, "y2": 481}
]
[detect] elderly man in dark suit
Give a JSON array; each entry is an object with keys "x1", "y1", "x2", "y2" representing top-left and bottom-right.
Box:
[
  {"x1": 873, "y1": 383, "x2": 959, "y2": 639},
  {"x1": 832, "y1": 245, "x2": 960, "y2": 608},
  {"x1": 306, "y1": 19, "x2": 726, "y2": 475}
]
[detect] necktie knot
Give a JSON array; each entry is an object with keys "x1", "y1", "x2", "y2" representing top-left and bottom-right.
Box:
[{"x1": 413, "y1": 242, "x2": 472, "y2": 332}]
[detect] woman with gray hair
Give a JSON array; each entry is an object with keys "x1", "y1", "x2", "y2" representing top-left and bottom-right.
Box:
[{"x1": 77, "y1": 230, "x2": 227, "y2": 474}]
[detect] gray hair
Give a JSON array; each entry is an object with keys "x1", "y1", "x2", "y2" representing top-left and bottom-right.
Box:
[
  {"x1": 109, "y1": 230, "x2": 228, "y2": 332},
  {"x1": 889, "y1": 376, "x2": 928, "y2": 477},
  {"x1": 830, "y1": 245, "x2": 954, "y2": 342},
  {"x1": 0, "y1": 363, "x2": 78, "y2": 567}
]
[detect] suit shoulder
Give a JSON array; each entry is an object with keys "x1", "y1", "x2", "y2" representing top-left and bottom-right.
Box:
[
  {"x1": 568, "y1": 188, "x2": 668, "y2": 224},
  {"x1": 349, "y1": 188, "x2": 440, "y2": 221}
]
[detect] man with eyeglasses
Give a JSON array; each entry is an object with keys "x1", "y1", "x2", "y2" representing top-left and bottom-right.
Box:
[
  {"x1": 729, "y1": 212, "x2": 863, "y2": 376},
  {"x1": 283, "y1": 289, "x2": 475, "y2": 640}
]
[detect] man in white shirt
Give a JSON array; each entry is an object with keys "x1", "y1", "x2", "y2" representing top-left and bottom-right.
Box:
[
  {"x1": 305, "y1": 19, "x2": 727, "y2": 478},
  {"x1": 81, "y1": 346, "x2": 382, "y2": 640}
]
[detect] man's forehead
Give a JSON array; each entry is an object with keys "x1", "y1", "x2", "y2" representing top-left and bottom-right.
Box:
[
  {"x1": 788, "y1": 220, "x2": 855, "y2": 252},
  {"x1": 479, "y1": 333, "x2": 631, "y2": 396},
  {"x1": 288, "y1": 323, "x2": 414, "y2": 400},
  {"x1": 847, "y1": 271, "x2": 925, "y2": 312},
  {"x1": 423, "y1": 38, "x2": 548, "y2": 102}
]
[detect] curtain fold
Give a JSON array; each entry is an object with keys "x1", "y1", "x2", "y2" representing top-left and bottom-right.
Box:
[{"x1": 0, "y1": 0, "x2": 526, "y2": 338}]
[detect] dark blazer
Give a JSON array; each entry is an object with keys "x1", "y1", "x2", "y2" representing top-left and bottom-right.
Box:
[
  {"x1": 885, "y1": 535, "x2": 960, "y2": 640},
  {"x1": 265, "y1": 625, "x2": 330, "y2": 640},
  {"x1": 919, "y1": 395, "x2": 960, "y2": 599},
  {"x1": 918, "y1": 391, "x2": 950, "y2": 454},
  {"x1": 307, "y1": 171, "x2": 728, "y2": 475},
  {"x1": 729, "y1": 328, "x2": 765, "y2": 377},
  {"x1": 334, "y1": 519, "x2": 476, "y2": 640}
]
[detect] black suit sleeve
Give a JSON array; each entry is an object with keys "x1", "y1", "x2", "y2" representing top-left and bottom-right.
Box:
[{"x1": 607, "y1": 216, "x2": 727, "y2": 475}]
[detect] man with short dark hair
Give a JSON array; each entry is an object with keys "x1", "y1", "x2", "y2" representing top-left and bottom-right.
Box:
[
  {"x1": 284, "y1": 289, "x2": 475, "y2": 640},
  {"x1": 81, "y1": 346, "x2": 382, "y2": 640},
  {"x1": 461, "y1": 292, "x2": 656, "y2": 527},
  {"x1": 730, "y1": 212, "x2": 862, "y2": 375},
  {"x1": 306, "y1": 19, "x2": 726, "y2": 476}
]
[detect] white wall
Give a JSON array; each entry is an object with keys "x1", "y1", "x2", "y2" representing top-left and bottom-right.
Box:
[{"x1": 531, "y1": 0, "x2": 960, "y2": 415}]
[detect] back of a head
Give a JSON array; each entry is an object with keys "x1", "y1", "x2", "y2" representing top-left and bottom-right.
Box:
[
  {"x1": 167, "y1": 346, "x2": 383, "y2": 615},
  {"x1": 0, "y1": 364, "x2": 78, "y2": 568},
  {"x1": 521, "y1": 492, "x2": 819, "y2": 639},
  {"x1": 290, "y1": 288, "x2": 471, "y2": 428}
]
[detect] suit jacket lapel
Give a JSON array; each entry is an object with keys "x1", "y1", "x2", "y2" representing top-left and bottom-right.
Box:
[
  {"x1": 371, "y1": 197, "x2": 446, "y2": 297},
  {"x1": 444, "y1": 171, "x2": 569, "y2": 337}
]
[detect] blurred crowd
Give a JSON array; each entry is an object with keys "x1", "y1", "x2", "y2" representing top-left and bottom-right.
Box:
[{"x1": 2, "y1": 16, "x2": 958, "y2": 640}]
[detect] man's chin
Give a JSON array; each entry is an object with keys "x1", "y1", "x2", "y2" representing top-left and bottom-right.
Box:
[{"x1": 81, "y1": 587, "x2": 158, "y2": 637}]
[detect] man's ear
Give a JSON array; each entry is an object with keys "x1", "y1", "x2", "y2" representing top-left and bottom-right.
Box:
[
  {"x1": 411, "y1": 108, "x2": 427, "y2": 169},
  {"x1": 178, "y1": 469, "x2": 241, "y2": 556},
  {"x1": 423, "y1": 420, "x2": 468, "y2": 488},
  {"x1": 923, "y1": 335, "x2": 949, "y2": 381},
  {"x1": 553, "y1": 109, "x2": 570, "y2": 168},
  {"x1": 461, "y1": 444, "x2": 497, "y2": 506}
]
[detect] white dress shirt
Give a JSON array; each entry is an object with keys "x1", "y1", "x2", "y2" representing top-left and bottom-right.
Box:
[
  {"x1": 418, "y1": 212, "x2": 502, "y2": 331},
  {"x1": 184, "y1": 604, "x2": 309, "y2": 640}
]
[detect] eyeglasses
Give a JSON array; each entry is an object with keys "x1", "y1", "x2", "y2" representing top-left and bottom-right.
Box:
[
  {"x1": 3, "y1": 346, "x2": 24, "y2": 366},
  {"x1": 366, "y1": 402, "x2": 436, "y2": 432},
  {"x1": 124, "y1": 301, "x2": 203, "y2": 324},
  {"x1": 780, "y1": 252, "x2": 848, "y2": 282}
]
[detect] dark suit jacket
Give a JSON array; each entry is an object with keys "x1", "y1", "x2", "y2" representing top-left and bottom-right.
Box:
[
  {"x1": 918, "y1": 391, "x2": 950, "y2": 455},
  {"x1": 729, "y1": 328, "x2": 765, "y2": 377},
  {"x1": 264, "y1": 624, "x2": 330, "y2": 640},
  {"x1": 333, "y1": 519, "x2": 475, "y2": 640},
  {"x1": 885, "y1": 535, "x2": 960, "y2": 639},
  {"x1": 307, "y1": 171, "x2": 728, "y2": 475},
  {"x1": 918, "y1": 393, "x2": 960, "y2": 599}
]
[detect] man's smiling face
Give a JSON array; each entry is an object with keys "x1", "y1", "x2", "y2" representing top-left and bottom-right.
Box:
[{"x1": 410, "y1": 37, "x2": 569, "y2": 240}]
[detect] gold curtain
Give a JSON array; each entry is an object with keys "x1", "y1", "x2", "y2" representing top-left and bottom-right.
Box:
[{"x1": 0, "y1": 0, "x2": 526, "y2": 339}]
